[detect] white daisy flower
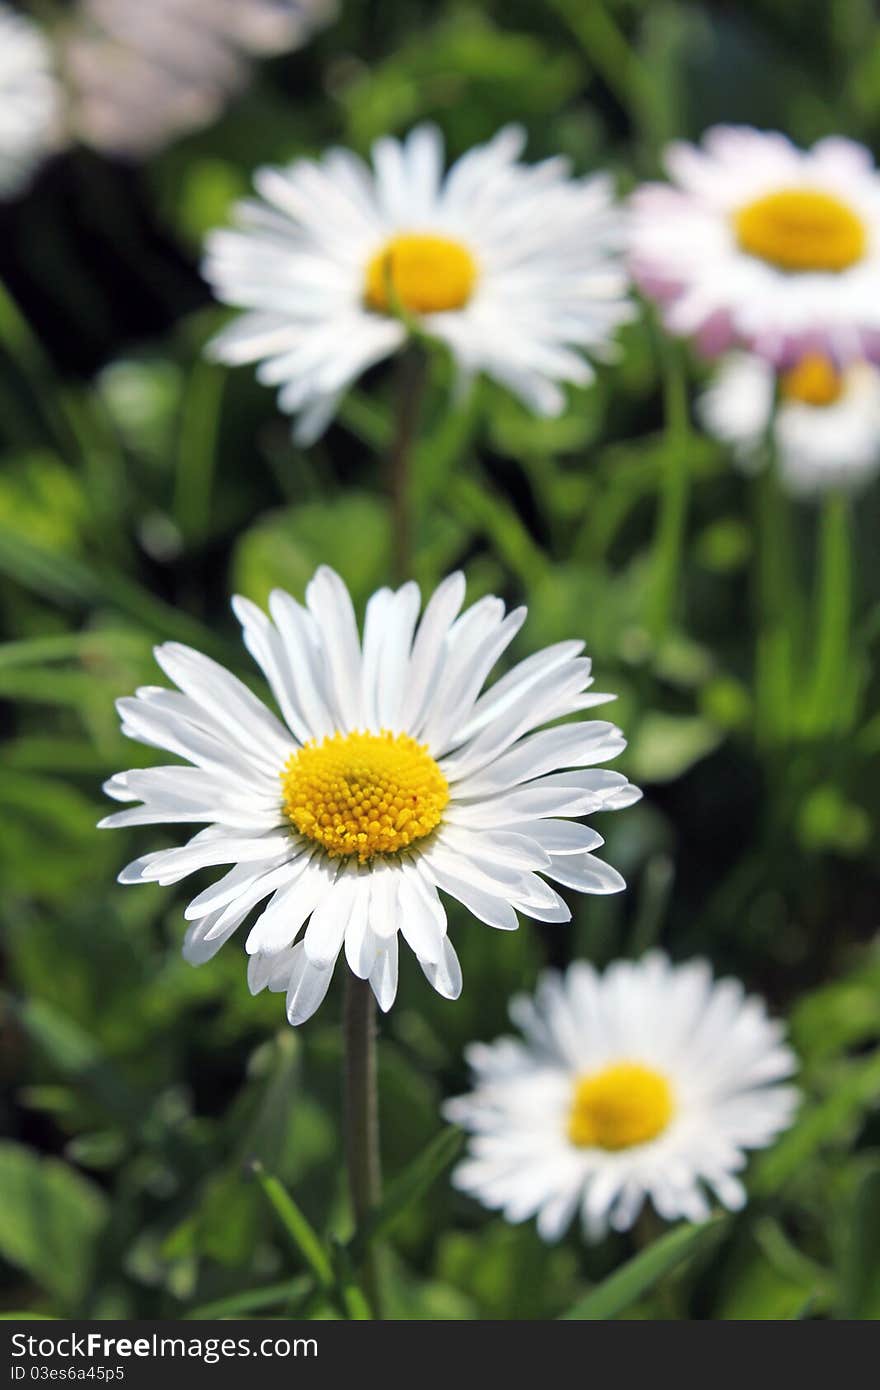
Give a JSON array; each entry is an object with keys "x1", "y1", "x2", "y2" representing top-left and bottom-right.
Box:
[
  {"x1": 629, "y1": 125, "x2": 880, "y2": 364},
  {"x1": 203, "y1": 124, "x2": 633, "y2": 443},
  {"x1": 101, "y1": 567, "x2": 641, "y2": 1026},
  {"x1": 446, "y1": 953, "x2": 798, "y2": 1242},
  {"x1": 0, "y1": 3, "x2": 59, "y2": 198},
  {"x1": 699, "y1": 350, "x2": 880, "y2": 496},
  {"x1": 64, "y1": 0, "x2": 335, "y2": 157}
]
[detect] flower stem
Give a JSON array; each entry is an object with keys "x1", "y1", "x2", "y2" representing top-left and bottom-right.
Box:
[
  {"x1": 547, "y1": 0, "x2": 662, "y2": 143},
  {"x1": 647, "y1": 337, "x2": 691, "y2": 644},
  {"x1": 340, "y1": 342, "x2": 427, "y2": 1320},
  {"x1": 343, "y1": 971, "x2": 382, "y2": 1317},
  {"x1": 388, "y1": 344, "x2": 427, "y2": 583},
  {"x1": 803, "y1": 491, "x2": 853, "y2": 736},
  {"x1": 752, "y1": 455, "x2": 797, "y2": 748}
]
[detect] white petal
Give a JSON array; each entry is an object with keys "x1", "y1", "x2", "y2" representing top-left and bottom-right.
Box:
[
  {"x1": 399, "y1": 572, "x2": 466, "y2": 732},
  {"x1": 183, "y1": 853, "x2": 302, "y2": 921},
  {"x1": 303, "y1": 870, "x2": 358, "y2": 967},
  {"x1": 419, "y1": 935, "x2": 463, "y2": 1000},
  {"x1": 305, "y1": 566, "x2": 363, "y2": 730},
  {"x1": 153, "y1": 641, "x2": 292, "y2": 766},
  {"x1": 437, "y1": 825, "x2": 552, "y2": 872},
  {"x1": 182, "y1": 908, "x2": 242, "y2": 964},
  {"x1": 369, "y1": 934, "x2": 399, "y2": 1012},
  {"x1": 246, "y1": 855, "x2": 339, "y2": 954},
  {"x1": 422, "y1": 858, "x2": 518, "y2": 930},
  {"x1": 396, "y1": 867, "x2": 446, "y2": 965},
  {"x1": 344, "y1": 878, "x2": 380, "y2": 979},
  {"x1": 285, "y1": 943, "x2": 336, "y2": 1025},
  {"x1": 547, "y1": 852, "x2": 626, "y2": 894},
  {"x1": 514, "y1": 820, "x2": 605, "y2": 856}
]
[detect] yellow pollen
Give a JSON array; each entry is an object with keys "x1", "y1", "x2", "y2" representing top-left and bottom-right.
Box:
[
  {"x1": 365, "y1": 233, "x2": 477, "y2": 315},
  {"x1": 734, "y1": 188, "x2": 867, "y2": 273},
  {"x1": 567, "y1": 1063, "x2": 674, "y2": 1151},
  {"x1": 280, "y1": 729, "x2": 449, "y2": 863},
  {"x1": 780, "y1": 352, "x2": 844, "y2": 406}
]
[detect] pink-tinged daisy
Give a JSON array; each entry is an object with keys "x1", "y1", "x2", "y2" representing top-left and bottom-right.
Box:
[
  {"x1": 699, "y1": 350, "x2": 880, "y2": 495},
  {"x1": 630, "y1": 126, "x2": 880, "y2": 365},
  {"x1": 64, "y1": 0, "x2": 335, "y2": 156}
]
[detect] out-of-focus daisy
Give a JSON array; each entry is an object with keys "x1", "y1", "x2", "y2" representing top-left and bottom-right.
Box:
[
  {"x1": 64, "y1": 0, "x2": 335, "y2": 157},
  {"x1": 203, "y1": 125, "x2": 633, "y2": 443},
  {"x1": 699, "y1": 351, "x2": 880, "y2": 496},
  {"x1": 0, "y1": 3, "x2": 59, "y2": 198},
  {"x1": 447, "y1": 953, "x2": 798, "y2": 1241},
  {"x1": 101, "y1": 567, "x2": 641, "y2": 1025},
  {"x1": 630, "y1": 126, "x2": 880, "y2": 364}
]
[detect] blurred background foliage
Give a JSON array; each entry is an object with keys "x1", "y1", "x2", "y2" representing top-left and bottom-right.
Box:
[{"x1": 1, "y1": 0, "x2": 879, "y2": 1320}]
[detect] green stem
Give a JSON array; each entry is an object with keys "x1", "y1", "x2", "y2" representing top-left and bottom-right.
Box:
[
  {"x1": 803, "y1": 492, "x2": 853, "y2": 735},
  {"x1": 0, "y1": 279, "x2": 78, "y2": 455},
  {"x1": 173, "y1": 360, "x2": 224, "y2": 543},
  {"x1": 388, "y1": 345, "x2": 427, "y2": 583},
  {"x1": 753, "y1": 456, "x2": 797, "y2": 748},
  {"x1": 647, "y1": 338, "x2": 691, "y2": 644},
  {"x1": 0, "y1": 279, "x2": 130, "y2": 564},
  {"x1": 547, "y1": 0, "x2": 661, "y2": 141},
  {"x1": 343, "y1": 972, "x2": 382, "y2": 1318}
]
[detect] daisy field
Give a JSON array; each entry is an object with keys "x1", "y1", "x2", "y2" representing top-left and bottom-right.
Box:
[{"x1": 0, "y1": 0, "x2": 879, "y2": 1327}]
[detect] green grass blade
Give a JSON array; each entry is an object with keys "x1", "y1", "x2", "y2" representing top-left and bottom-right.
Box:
[
  {"x1": 173, "y1": 360, "x2": 224, "y2": 542},
  {"x1": 839, "y1": 1162, "x2": 880, "y2": 1319},
  {"x1": 184, "y1": 1275, "x2": 313, "y2": 1320},
  {"x1": 348, "y1": 1126, "x2": 463, "y2": 1263},
  {"x1": 802, "y1": 493, "x2": 854, "y2": 735},
  {"x1": 560, "y1": 1217, "x2": 726, "y2": 1320},
  {"x1": 250, "y1": 1161, "x2": 335, "y2": 1293},
  {"x1": 753, "y1": 1050, "x2": 880, "y2": 1196}
]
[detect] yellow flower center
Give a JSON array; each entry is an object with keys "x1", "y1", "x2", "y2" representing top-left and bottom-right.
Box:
[
  {"x1": 734, "y1": 188, "x2": 867, "y2": 273},
  {"x1": 280, "y1": 730, "x2": 449, "y2": 863},
  {"x1": 780, "y1": 352, "x2": 844, "y2": 406},
  {"x1": 567, "y1": 1063, "x2": 674, "y2": 1151},
  {"x1": 365, "y1": 233, "x2": 477, "y2": 315}
]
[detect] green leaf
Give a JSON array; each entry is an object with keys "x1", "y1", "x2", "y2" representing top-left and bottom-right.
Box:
[
  {"x1": 233, "y1": 494, "x2": 391, "y2": 608},
  {"x1": 0, "y1": 667, "x2": 100, "y2": 707},
  {"x1": 0, "y1": 520, "x2": 99, "y2": 604},
  {"x1": 791, "y1": 950, "x2": 880, "y2": 1062},
  {"x1": 0, "y1": 452, "x2": 89, "y2": 558},
  {"x1": 342, "y1": 11, "x2": 582, "y2": 149},
  {"x1": 0, "y1": 1142, "x2": 108, "y2": 1311},
  {"x1": 796, "y1": 784, "x2": 871, "y2": 857},
  {"x1": 560, "y1": 1218, "x2": 726, "y2": 1320},
  {"x1": 0, "y1": 520, "x2": 222, "y2": 652},
  {"x1": 801, "y1": 494, "x2": 856, "y2": 736},
  {"x1": 183, "y1": 1276, "x2": 313, "y2": 1320},
  {"x1": 173, "y1": 360, "x2": 224, "y2": 542},
  {"x1": 330, "y1": 1239, "x2": 373, "y2": 1320},
  {"x1": 436, "y1": 1221, "x2": 578, "y2": 1321},
  {"x1": 251, "y1": 1161, "x2": 335, "y2": 1293},
  {"x1": 485, "y1": 381, "x2": 603, "y2": 461},
  {"x1": 6, "y1": 996, "x2": 143, "y2": 1130},
  {"x1": 0, "y1": 1313, "x2": 56, "y2": 1321},
  {"x1": 753, "y1": 1050, "x2": 880, "y2": 1195},
  {"x1": 448, "y1": 474, "x2": 546, "y2": 588},
  {"x1": 839, "y1": 1163, "x2": 880, "y2": 1318},
  {"x1": 716, "y1": 1245, "x2": 819, "y2": 1321},
  {"x1": 628, "y1": 712, "x2": 723, "y2": 784},
  {"x1": 349, "y1": 1127, "x2": 464, "y2": 1263}
]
